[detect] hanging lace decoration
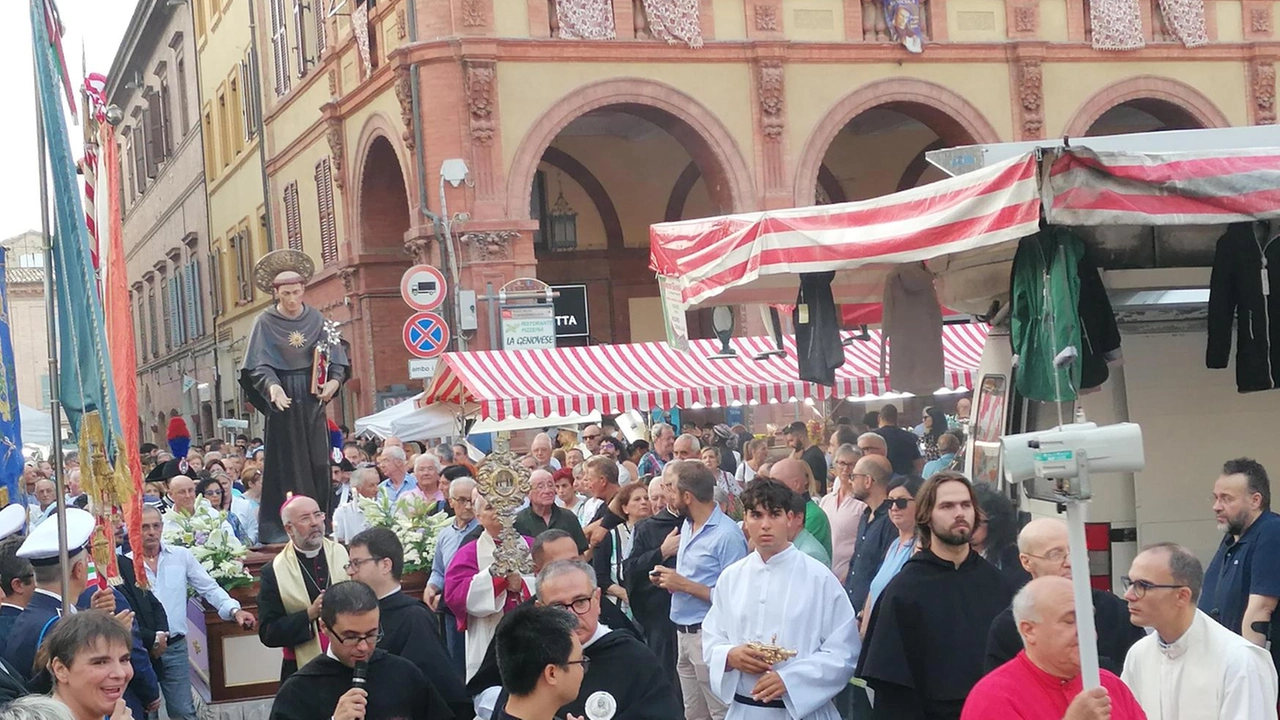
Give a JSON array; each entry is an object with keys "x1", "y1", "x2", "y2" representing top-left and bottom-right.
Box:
[
  {"x1": 1158, "y1": 0, "x2": 1208, "y2": 46},
  {"x1": 643, "y1": 0, "x2": 704, "y2": 48},
  {"x1": 352, "y1": 3, "x2": 372, "y2": 73},
  {"x1": 556, "y1": 0, "x2": 617, "y2": 40},
  {"x1": 1090, "y1": 0, "x2": 1144, "y2": 50}
]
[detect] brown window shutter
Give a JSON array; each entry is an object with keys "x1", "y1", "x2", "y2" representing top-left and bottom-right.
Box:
[
  {"x1": 285, "y1": 182, "x2": 302, "y2": 252},
  {"x1": 316, "y1": 159, "x2": 338, "y2": 266}
]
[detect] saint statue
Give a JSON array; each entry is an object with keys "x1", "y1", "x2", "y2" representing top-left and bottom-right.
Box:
[{"x1": 240, "y1": 250, "x2": 350, "y2": 544}]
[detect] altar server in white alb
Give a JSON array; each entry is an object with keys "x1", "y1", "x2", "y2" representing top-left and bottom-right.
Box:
[
  {"x1": 702, "y1": 478, "x2": 859, "y2": 719},
  {"x1": 1122, "y1": 542, "x2": 1279, "y2": 720}
]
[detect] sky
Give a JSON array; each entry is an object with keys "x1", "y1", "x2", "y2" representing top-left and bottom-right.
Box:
[{"x1": 0, "y1": 0, "x2": 134, "y2": 242}]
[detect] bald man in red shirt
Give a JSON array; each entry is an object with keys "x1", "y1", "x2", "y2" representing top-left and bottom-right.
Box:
[{"x1": 962, "y1": 576, "x2": 1147, "y2": 720}]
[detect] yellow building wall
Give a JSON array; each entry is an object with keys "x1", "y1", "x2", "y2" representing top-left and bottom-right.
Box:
[
  {"x1": 497, "y1": 62, "x2": 757, "y2": 192},
  {"x1": 786, "y1": 62, "x2": 1016, "y2": 149},
  {"x1": 784, "y1": 0, "x2": 847, "y2": 41},
  {"x1": 714, "y1": 0, "x2": 749, "y2": 39},
  {"x1": 537, "y1": 161, "x2": 609, "y2": 251},
  {"x1": 1040, "y1": 62, "x2": 1250, "y2": 135},
  {"x1": 822, "y1": 122, "x2": 944, "y2": 200},
  {"x1": 496, "y1": 0, "x2": 532, "y2": 37},
  {"x1": 948, "y1": 0, "x2": 1008, "y2": 41},
  {"x1": 1040, "y1": 0, "x2": 1071, "y2": 41}
]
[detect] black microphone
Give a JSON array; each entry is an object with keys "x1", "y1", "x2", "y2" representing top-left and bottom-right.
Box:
[{"x1": 352, "y1": 660, "x2": 368, "y2": 690}]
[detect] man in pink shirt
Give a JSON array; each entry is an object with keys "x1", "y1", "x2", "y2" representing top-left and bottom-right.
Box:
[
  {"x1": 818, "y1": 444, "x2": 868, "y2": 582},
  {"x1": 962, "y1": 576, "x2": 1147, "y2": 720}
]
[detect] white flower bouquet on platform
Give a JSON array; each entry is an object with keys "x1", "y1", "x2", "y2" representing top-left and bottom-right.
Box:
[
  {"x1": 358, "y1": 493, "x2": 453, "y2": 574},
  {"x1": 162, "y1": 507, "x2": 254, "y2": 591}
]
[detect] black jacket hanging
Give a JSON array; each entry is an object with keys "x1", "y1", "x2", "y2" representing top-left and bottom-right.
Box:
[
  {"x1": 794, "y1": 272, "x2": 844, "y2": 386},
  {"x1": 1207, "y1": 222, "x2": 1280, "y2": 393}
]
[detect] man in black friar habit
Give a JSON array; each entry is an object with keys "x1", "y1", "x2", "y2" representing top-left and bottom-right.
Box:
[
  {"x1": 483, "y1": 560, "x2": 681, "y2": 720},
  {"x1": 269, "y1": 580, "x2": 453, "y2": 720},
  {"x1": 345, "y1": 527, "x2": 471, "y2": 719},
  {"x1": 239, "y1": 249, "x2": 350, "y2": 544}
]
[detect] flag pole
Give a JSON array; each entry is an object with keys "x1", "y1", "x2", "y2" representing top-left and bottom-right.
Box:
[{"x1": 32, "y1": 36, "x2": 71, "y2": 615}]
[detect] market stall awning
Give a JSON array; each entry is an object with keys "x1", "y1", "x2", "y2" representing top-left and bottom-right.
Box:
[
  {"x1": 649, "y1": 146, "x2": 1280, "y2": 315},
  {"x1": 423, "y1": 324, "x2": 988, "y2": 420}
]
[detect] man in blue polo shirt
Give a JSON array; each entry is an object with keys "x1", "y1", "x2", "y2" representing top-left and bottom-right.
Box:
[
  {"x1": 650, "y1": 460, "x2": 748, "y2": 720},
  {"x1": 1200, "y1": 457, "x2": 1280, "y2": 670}
]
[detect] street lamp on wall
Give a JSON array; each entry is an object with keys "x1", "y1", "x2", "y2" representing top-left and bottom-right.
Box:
[{"x1": 548, "y1": 177, "x2": 578, "y2": 251}]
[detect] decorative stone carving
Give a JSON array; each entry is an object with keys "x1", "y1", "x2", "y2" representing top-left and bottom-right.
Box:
[
  {"x1": 394, "y1": 65, "x2": 416, "y2": 150},
  {"x1": 461, "y1": 0, "x2": 488, "y2": 27},
  {"x1": 1252, "y1": 7, "x2": 1272, "y2": 33},
  {"x1": 1252, "y1": 59, "x2": 1277, "y2": 124},
  {"x1": 758, "y1": 60, "x2": 785, "y2": 140},
  {"x1": 327, "y1": 69, "x2": 338, "y2": 97},
  {"x1": 754, "y1": 4, "x2": 780, "y2": 30},
  {"x1": 1018, "y1": 59, "x2": 1044, "y2": 139},
  {"x1": 396, "y1": 7, "x2": 407, "y2": 38},
  {"x1": 461, "y1": 231, "x2": 519, "y2": 262},
  {"x1": 404, "y1": 236, "x2": 433, "y2": 260},
  {"x1": 338, "y1": 267, "x2": 357, "y2": 294},
  {"x1": 465, "y1": 60, "x2": 497, "y2": 145},
  {"x1": 1013, "y1": 5, "x2": 1037, "y2": 32},
  {"x1": 325, "y1": 117, "x2": 346, "y2": 191}
]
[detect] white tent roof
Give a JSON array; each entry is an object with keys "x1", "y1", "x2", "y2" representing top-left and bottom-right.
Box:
[
  {"x1": 354, "y1": 394, "x2": 462, "y2": 441},
  {"x1": 20, "y1": 404, "x2": 54, "y2": 447}
]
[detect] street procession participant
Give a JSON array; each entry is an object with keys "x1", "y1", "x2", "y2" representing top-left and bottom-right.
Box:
[
  {"x1": 269, "y1": 581, "x2": 452, "y2": 720},
  {"x1": 0, "y1": 502, "x2": 32, "y2": 702},
  {"x1": 257, "y1": 494, "x2": 349, "y2": 681},
  {"x1": 486, "y1": 560, "x2": 682, "y2": 720},
  {"x1": 345, "y1": 527, "x2": 471, "y2": 719},
  {"x1": 239, "y1": 249, "x2": 351, "y2": 544},
  {"x1": 702, "y1": 478, "x2": 858, "y2": 719},
  {"x1": 3, "y1": 508, "x2": 160, "y2": 719}
]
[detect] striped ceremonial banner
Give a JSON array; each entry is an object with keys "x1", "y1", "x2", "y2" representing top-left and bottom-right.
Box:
[
  {"x1": 424, "y1": 324, "x2": 988, "y2": 421},
  {"x1": 1046, "y1": 147, "x2": 1280, "y2": 226},
  {"x1": 649, "y1": 153, "x2": 1042, "y2": 309}
]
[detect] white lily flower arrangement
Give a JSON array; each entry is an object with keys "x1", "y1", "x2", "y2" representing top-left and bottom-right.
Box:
[
  {"x1": 357, "y1": 493, "x2": 453, "y2": 574},
  {"x1": 162, "y1": 503, "x2": 254, "y2": 591}
]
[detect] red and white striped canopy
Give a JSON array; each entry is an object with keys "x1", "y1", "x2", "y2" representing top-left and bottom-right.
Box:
[
  {"x1": 650, "y1": 147, "x2": 1280, "y2": 312},
  {"x1": 423, "y1": 324, "x2": 988, "y2": 421},
  {"x1": 649, "y1": 153, "x2": 1042, "y2": 310}
]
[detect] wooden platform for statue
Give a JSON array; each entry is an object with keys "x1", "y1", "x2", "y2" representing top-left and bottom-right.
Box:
[{"x1": 188, "y1": 544, "x2": 430, "y2": 706}]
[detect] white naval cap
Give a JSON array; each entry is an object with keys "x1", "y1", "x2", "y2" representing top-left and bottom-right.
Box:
[
  {"x1": 17, "y1": 508, "x2": 95, "y2": 566},
  {"x1": 0, "y1": 504, "x2": 26, "y2": 543}
]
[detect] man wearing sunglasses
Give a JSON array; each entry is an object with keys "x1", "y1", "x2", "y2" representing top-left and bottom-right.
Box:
[
  {"x1": 1121, "y1": 542, "x2": 1278, "y2": 720},
  {"x1": 486, "y1": 560, "x2": 680, "y2": 720},
  {"x1": 270, "y1": 581, "x2": 451, "y2": 720},
  {"x1": 984, "y1": 518, "x2": 1143, "y2": 675}
]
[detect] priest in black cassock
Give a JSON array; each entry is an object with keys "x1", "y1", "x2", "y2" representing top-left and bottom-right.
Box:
[
  {"x1": 485, "y1": 560, "x2": 681, "y2": 720},
  {"x1": 258, "y1": 495, "x2": 349, "y2": 681},
  {"x1": 345, "y1": 527, "x2": 471, "y2": 719},
  {"x1": 856, "y1": 473, "x2": 1014, "y2": 720},
  {"x1": 269, "y1": 581, "x2": 453, "y2": 720},
  {"x1": 239, "y1": 249, "x2": 349, "y2": 544}
]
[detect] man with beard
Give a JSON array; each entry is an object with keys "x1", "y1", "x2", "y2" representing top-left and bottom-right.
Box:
[
  {"x1": 257, "y1": 495, "x2": 350, "y2": 681},
  {"x1": 489, "y1": 561, "x2": 681, "y2": 719},
  {"x1": 623, "y1": 465, "x2": 683, "y2": 700},
  {"x1": 1198, "y1": 458, "x2": 1280, "y2": 671},
  {"x1": 986, "y1": 518, "x2": 1144, "y2": 675},
  {"x1": 269, "y1": 581, "x2": 451, "y2": 720},
  {"x1": 345, "y1": 527, "x2": 470, "y2": 718},
  {"x1": 857, "y1": 472, "x2": 1014, "y2": 720}
]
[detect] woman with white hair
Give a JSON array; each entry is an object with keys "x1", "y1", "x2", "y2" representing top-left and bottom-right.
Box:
[{"x1": 332, "y1": 465, "x2": 380, "y2": 543}]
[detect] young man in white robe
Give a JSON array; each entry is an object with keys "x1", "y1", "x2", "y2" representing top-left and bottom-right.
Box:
[
  {"x1": 1122, "y1": 542, "x2": 1279, "y2": 720},
  {"x1": 702, "y1": 479, "x2": 859, "y2": 719}
]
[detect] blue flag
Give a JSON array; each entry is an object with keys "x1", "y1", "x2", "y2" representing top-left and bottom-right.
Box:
[
  {"x1": 29, "y1": 0, "x2": 122, "y2": 454},
  {"x1": 0, "y1": 248, "x2": 24, "y2": 505}
]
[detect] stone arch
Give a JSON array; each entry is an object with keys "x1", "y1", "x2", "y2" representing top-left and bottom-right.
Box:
[
  {"x1": 351, "y1": 114, "x2": 414, "y2": 255},
  {"x1": 1063, "y1": 76, "x2": 1231, "y2": 137},
  {"x1": 794, "y1": 78, "x2": 1002, "y2": 206},
  {"x1": 506, "y1": 78, "x2": 757, "y2": 220}
]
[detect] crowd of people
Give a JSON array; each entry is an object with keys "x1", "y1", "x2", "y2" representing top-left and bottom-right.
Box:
[{"x1": 3, "y1": 399, "x2": 1280, "y2": 720}]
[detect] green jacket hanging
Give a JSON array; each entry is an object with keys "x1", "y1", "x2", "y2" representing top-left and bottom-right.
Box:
[{"x1": 1010, "y1": 227, "x2": 1084, "y2": 402}]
